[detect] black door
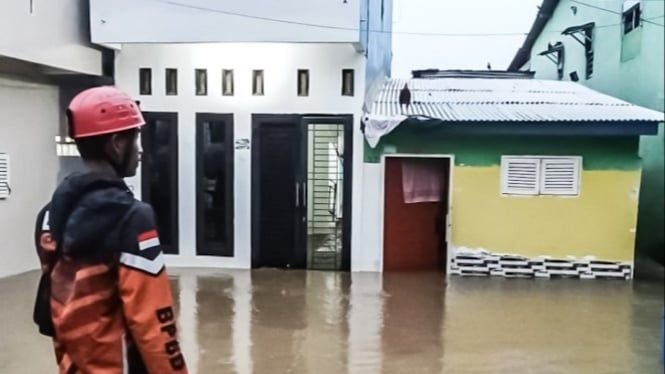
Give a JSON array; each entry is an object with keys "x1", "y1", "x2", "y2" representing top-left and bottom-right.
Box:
[
  {"x1": 252, "y1": 115, "x2": 305, "y2": 268},
  {"x1": 252, "y1": 115, "x2": 353, "y2": 270},
  {"x1": 141, "y1": 112, "x2": 179, "y2": 255}
]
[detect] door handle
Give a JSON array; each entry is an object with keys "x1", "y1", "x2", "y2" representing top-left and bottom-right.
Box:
[
  {"x1": 295, "y1": 182, "x2": 300, "y2": 208},
  {"x1": 301, "y1": 182, "x2": 307, "y2": 208}
]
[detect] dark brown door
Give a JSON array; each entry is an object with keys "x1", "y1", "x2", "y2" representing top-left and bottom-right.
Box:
[{"x1": 383, "y1": 158, "x2": 449, "y2": 272}]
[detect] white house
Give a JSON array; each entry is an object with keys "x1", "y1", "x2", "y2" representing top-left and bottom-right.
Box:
[
  {"x1": 0, "y1": 0, "x2": 110, "y2": 277},
  {"x1": 85, "y1": 0, "x2": 394, "y2": 272}
]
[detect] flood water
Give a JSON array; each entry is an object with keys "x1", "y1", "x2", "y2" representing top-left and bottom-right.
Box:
[{"x1": 1, "y1": 269, "x2": 663, "y2": 373}]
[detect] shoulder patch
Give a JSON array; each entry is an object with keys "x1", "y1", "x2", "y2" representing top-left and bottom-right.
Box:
[
  {"x1": 120, "y1": 251, "x2": 165, "y2": 276},
  {"x1": 138, "y1": 230, "x2": 160, "y2": 251},
  {"x1": 119, "y1": 206, "x2": 165, "y2": 276}
]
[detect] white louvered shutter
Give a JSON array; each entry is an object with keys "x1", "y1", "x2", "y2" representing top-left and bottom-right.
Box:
[
  {"x1": 0, "y1": 153, "x2": 9, "y2": 199},
  {"x1": 540, "y1": 158, "x2": 581, "y2": 195},
  {"x1": 501, "y1": 157, "x2": 540, "y2": 195}
]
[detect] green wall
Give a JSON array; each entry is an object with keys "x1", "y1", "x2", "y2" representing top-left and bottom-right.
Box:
[
  {"x1": 365, "y1": 126, "x2": 641, "y2": 170},
  {"x1": 528, "y1": 0, "x2": 664, "y2": 264}
]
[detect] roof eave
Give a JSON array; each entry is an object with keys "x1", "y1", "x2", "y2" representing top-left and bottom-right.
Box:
[
  {"x1": 397, "y1": 118, "x2": 661, "y2": 136},
  {"x1": 508, "y1": 0, "x2": 562, "y2": 71}
]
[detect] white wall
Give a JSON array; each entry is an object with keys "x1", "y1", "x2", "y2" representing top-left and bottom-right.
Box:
[
  {"x1": 91, "y1": 0, "x2": 361, "y2": 44},
  {"x1": 116, "y1": 43, "x2": 366, "y2": 270},
  {"x1": 0, "y1": 0, "x2": 101, "y2": 75},
  {"x1": 0, "y1": 75, "x2": 59, "y2": 277},
  {"x1": 355, "y1": 163, "x2": 384, "y2": 271}
]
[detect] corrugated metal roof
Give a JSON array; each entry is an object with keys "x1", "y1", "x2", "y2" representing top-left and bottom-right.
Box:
[{"x1": 369, "y1": 78, "x2": 665, "y2": 123}]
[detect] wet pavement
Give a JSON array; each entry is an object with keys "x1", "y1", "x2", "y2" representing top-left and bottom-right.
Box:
[{"x1": 1, "y1": 269, "x2": 663, "y2": 373}]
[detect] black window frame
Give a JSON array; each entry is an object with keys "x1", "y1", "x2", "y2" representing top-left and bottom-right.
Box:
[
  {"x1": 342, "y1": 69, "x2": 355, "y2": 97},
  {"x1": 252, "y1": 70, "x2": 265, "y2": 96},
  {"x1": 139, "y1": 68, "x2": 152, "y2": 95},
  {"x1": 297, "y1": 69, "x2": 310, "y2": 97},
  {"x1": 141, "y1": 112, "x2": 179, "y2": 255},
  {"x1": 195, "y1": 113, "x2": 235, "y2": 257},
  {"x1": 222, "y1": 69, "x2": 234, "y2": 96},
  {"x1": 623, "y1": 3, "x2": 642, "y2": 35},
  {"x1": 165, "y1": 68, "x2": 178, "y2": 96},
  {"x1": 195, "y1": 69, "x2": 208, "y2": 96}
]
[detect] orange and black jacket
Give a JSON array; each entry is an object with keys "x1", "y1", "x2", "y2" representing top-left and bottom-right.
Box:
[{"x1": 33, "y1": 173, "x2": 187, "y2": 374}]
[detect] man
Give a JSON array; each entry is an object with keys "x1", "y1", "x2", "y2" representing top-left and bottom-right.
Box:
[{"x1": 33, "y1": 86, "x2": 187, "y2": 373}]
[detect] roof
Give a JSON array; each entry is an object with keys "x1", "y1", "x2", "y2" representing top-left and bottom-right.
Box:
[
  {"x1": 370, "y1": 77, "x2": 664, "y2": 123},
  {"x1": 412, "y1": 69, "x2": 535, "y2": 80},
  {"x1": 508, "y1": 0, "x2": 560, "y2": 71},
  {"x1": 363, "y1": 77, "x2": 664, "y2": 147}
]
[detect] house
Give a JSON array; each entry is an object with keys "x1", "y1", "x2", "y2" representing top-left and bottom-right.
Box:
[
  {"x1": 508, "y1": 0, "x2": 665, "y2": 265},
  {"x1": 0, "y1": 0, "x2": 111, "y2": 277},
  {"x1": 83, "y1": 0, "x2": 394, "y2": 271},
  {"x1": 359, "y1": 71, "x2": 663, "y2": 278}
]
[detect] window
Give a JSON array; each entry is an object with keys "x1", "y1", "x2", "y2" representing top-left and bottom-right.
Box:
[
  {"x1": 0, "y1": 153, "x2": 9, "y2": 199},
  {"x1": 139, "y1": 68, "x2": 152, "y2": 95},
  {"x1": 297, "y1": 69, "x2": 309, "y2": 97},
  {"x1": 252, "y1": 70, "x2": 264, "y2": 96},
  {"x1": 196, "y1": 114, "x2": 234, "y2": 257},
  {"x1": 222, "y1": 69, "x2": 234, "y2": 96},
  {"x1": 501, "y1": 156, "x2": 581, "y2": 196},
  {"x1": 342, "y1": 69, "x2": 355, "y2": 96},
  {"x1": 623, "y1": 0, "x2": 641, "y2": 35},
  {"x1": 141, "y1": 113, "x2": 180, "y2": 254},
  {"x1": 165, "y1": 68, "x2": 178, "y2": 96},
  {"x1": 195, "y1": 69, "x2": 208, "y2": 96}
]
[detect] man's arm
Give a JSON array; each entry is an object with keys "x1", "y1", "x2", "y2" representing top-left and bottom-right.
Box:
[
  {"x1": 117, "y1": 204, "x2": 187, "y2": 373},
  {"x1": 34, "y1": 204, "x2": 56, "y2": 272}
]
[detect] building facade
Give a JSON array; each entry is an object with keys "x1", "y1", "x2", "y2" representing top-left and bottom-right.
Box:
[
  {"x1": 509, "y1": 0, "x2": 665, "y2": 264},
  {"x1": 86, "y1": 0, "x2": 393, "y2": 271},
  {"x1": 361, "y1": 74, "x2": 662, "y2": 278},
  {"x1": 0, "y1": 0, "x2": 110, "y2": 277}
]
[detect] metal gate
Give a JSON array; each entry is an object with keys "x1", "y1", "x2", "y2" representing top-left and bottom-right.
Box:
[{"x1": 306, "y1": 123, "x2": 345, "y2": 270}]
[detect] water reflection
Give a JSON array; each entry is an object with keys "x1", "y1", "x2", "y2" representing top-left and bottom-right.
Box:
[
  {"x1": 2, "y1": 270, "x2": 663, "y2": 374},
  {"x1": 382, "y1": 273, "x2": 445, "y2": 374},
  {"x1": 250, "y1": 270, "x2": 307, "y2": 373},
  {"x1": 196, "y1": 275, "x2": 234, "y2": 372}
]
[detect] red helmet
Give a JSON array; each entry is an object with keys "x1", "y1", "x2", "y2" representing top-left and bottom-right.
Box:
[{"x1": 68, "y1": 86, "x2": 145, "y2": 139}]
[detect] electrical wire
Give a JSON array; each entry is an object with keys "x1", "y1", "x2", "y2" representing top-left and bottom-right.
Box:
[
  {"x1": 149, "y1": 0, "x2": 528, "y2": 37},
  {"x1": 571, "y1": 0, "x2": 665, "y2": 26},
  {"x1": 149, "y1": 0, "x2": 665, "y2": 37}
]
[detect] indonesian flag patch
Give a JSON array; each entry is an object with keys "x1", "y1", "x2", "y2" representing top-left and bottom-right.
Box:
[
  {"x1": 119, "y1": 230, "x2": 165, "y2": 276},
  {"x1": 139, "y1": 230, "x2": 160, "y2": 251}
]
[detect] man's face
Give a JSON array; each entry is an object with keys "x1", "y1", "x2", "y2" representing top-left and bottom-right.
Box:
[
  {"x1": 110, "y1": 129, "x2": 141, "y2": 178},
  {"x1": 123, "y1": 130, "x2": 141, "y2": 178}
]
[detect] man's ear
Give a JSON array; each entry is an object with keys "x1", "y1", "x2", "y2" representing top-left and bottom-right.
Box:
[{"x1": 105, "y1": 133, "x2": 122, "y2": 159}]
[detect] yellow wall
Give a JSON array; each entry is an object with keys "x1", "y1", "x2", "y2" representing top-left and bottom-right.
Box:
[{"x1": 451, "y1": 166, "x2": 641, "y2": 262}]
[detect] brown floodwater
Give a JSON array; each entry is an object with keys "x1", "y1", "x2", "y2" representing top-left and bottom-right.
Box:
[{"x1": 1, "y1": 269, "x2": 663, "y2": 373}]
